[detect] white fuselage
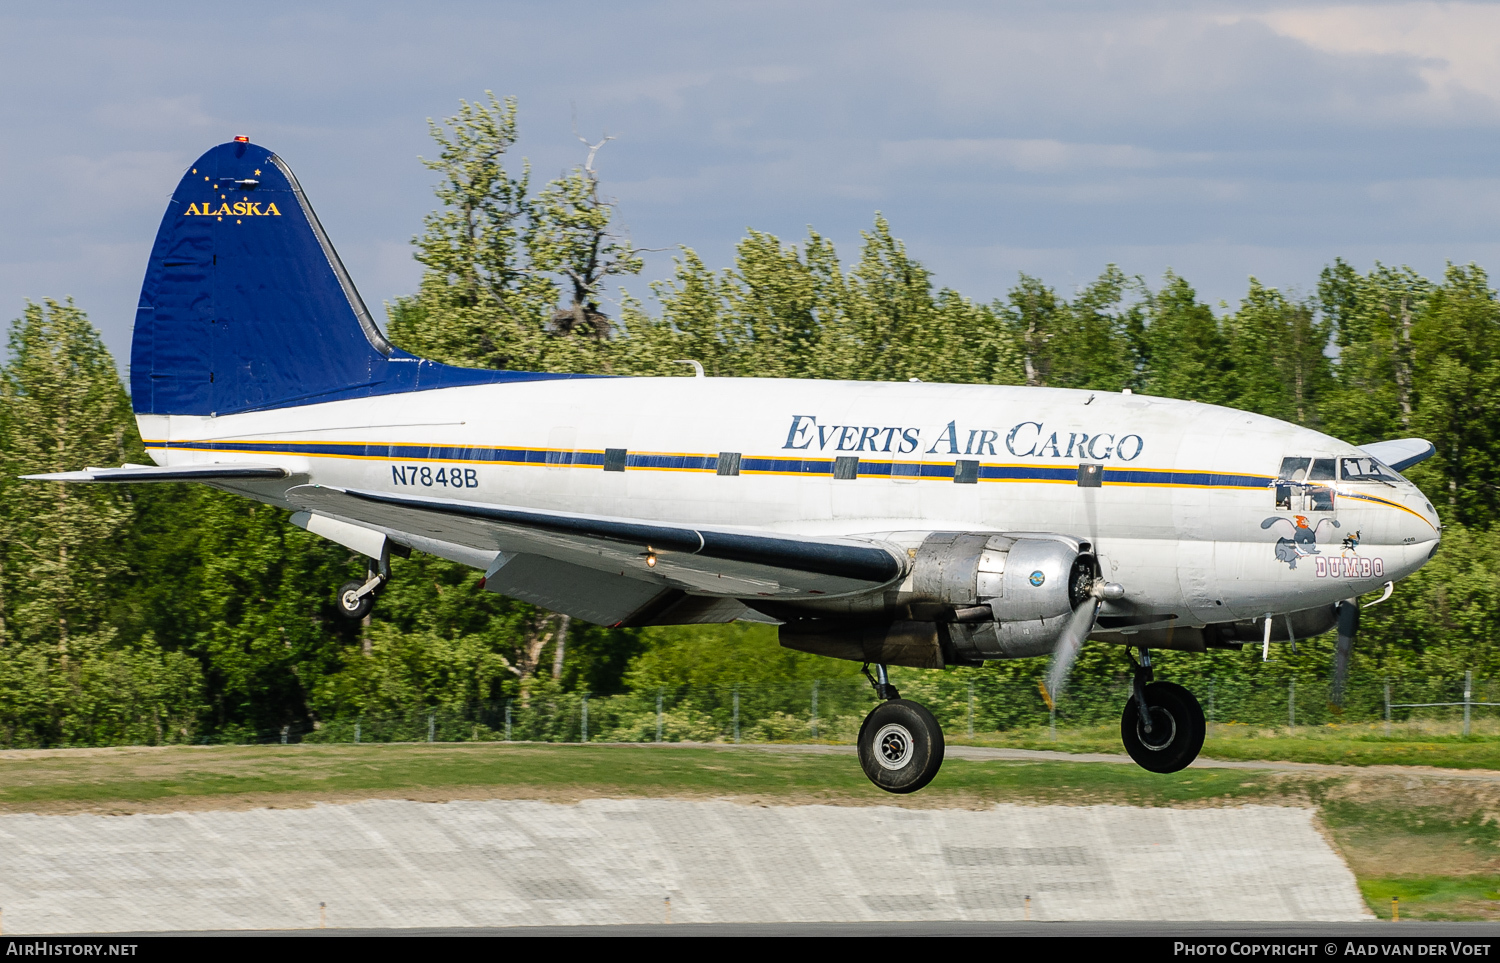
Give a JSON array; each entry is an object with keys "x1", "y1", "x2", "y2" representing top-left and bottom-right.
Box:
[{"x1": 137, "y1": 376, "x2": 1442, "y2": 627}]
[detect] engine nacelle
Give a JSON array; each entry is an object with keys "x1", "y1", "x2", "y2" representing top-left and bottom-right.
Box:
[
  {"x1": 776, "y1": 531, "x2": 1096, "y2": 668},
  {"x1": 904, "y1": 532, "x2": 1089, "y2": 619}
]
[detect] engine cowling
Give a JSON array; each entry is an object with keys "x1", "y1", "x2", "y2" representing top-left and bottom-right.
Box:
[
  {"x1": 776, "y1": 531, "x2": 1096, "y2": 668},
  {"x1": 904, "y1": 532, "x2": 1090, "y2": 618}
]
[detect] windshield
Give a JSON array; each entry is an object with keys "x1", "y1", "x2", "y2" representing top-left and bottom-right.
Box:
[{"x1": 1341, "y1": 455, "x2": 1400, "y2": 483}]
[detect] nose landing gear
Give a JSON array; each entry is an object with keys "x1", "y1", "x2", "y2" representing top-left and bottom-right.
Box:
[
  {"x1": 1120, "y1": 648, "x2": 1206, "y2": 773},
  {"x1": 857, "y1": 664, "x2": 945, "y2": 794}
]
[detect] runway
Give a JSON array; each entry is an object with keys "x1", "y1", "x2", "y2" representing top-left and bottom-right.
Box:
[
  {"x1": 0, "y1": 797, "x2": 1366, "y2": 933},
  {"x1": 130, "y1": 920, "x2": 1498, "y2": 937}
]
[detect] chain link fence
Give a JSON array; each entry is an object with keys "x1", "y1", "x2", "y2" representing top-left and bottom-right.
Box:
[{"x1": 175, "y1": 669, "x2": 1500, "y2": 747}]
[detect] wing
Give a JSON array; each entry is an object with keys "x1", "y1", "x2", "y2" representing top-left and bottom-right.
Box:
[
  {"x1": 1358, "y1": 438, "x2": 1435, "y2": 473},
  {"x1": 286, "y1": 485, "x2": 907, "y2": 625},
  {"x1": 22, "y1": 463, "x2": 290, "y2": 483}
]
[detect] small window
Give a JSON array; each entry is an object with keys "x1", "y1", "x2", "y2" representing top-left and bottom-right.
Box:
[
  {"x1": 1076, "y1": 464, "x2": 1103, "y2": 488},
  {"x1": 1340, "y1": 456, "x2": 1398, "y2": 482},
  {"x1": 833, "y1": 456, "x2": 860, "y2": 480},
  {"x1": 954, "y1": 459, "x2": 979, "y2": 484},
  {"x1": 1278, "y1": 457, "x2": 1311, "y2": 482},
  {"x1": 602, "y1": 448, "x2": 628, "y2": 472},
  {"x1": 716, "y1": 452, "x2": 741, "y2": 476},
  {"x1": 1275, "y1": 455, "x2": 1336, "y2": 511}
]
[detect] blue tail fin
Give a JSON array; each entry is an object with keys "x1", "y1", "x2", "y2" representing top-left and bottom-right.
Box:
[{"x1": 131, "y1": 139, "x2": 565, "y2": 417}]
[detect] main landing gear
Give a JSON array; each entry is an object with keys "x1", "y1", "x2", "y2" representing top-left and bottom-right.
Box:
[
  {"x1": 1121, "y1": 647, "x2": 1206, "y2": 773},
  {"x1": 854, "y1": 648, "x2": 1207, "y2": 793},
  {"x1": 857, "y1": 664, "x2": 946, "y2": 794},
  {"x1": 336, "y1": 556, "x2": 388, "y2": 621}
]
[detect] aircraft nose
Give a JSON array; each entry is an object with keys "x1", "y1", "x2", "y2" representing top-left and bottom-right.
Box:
[
  {"x1": 1408, "y1": 486, "x2": 1441, "y2": 532},
  {"x1": 1401, "y1": 486, "x2": 1442, "y2": 557}
]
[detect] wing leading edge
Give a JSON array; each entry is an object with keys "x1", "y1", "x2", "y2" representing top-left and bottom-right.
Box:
[{"x1": 286, "y1": 485, "x2": 906, "y2": 612}]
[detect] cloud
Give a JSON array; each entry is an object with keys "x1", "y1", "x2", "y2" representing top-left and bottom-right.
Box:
[
  {"x1": 1244, "y1": 2, "x2": 1500, "y2": 115},
  {"x1": 91, "y1": 95, "x2": 216, "y2": 133},
  {"x1": 1, "y1": 1, "x2": 1498, "y2": 369},
  {"x1": 880, "y1": 138, "x2": 1215, "y2": 174}
]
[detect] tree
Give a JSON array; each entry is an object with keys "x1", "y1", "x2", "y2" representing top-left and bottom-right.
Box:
[
  {"x1": 390, "y1": 95, "x2": 645, "y2": 377},
  {"x1": 0, "y1": 300, "x2": 134, "y2": 650},
  {"x1": 1225, "y1": 280, "x2": 1331, "y2": 425},
  {"x1": 0, "y1": 299, "x2": 204, "y2": 746},
  {"x1": 1409, "y1": 264, "x2": 1500, "y2": 526},
  {"x1": 1002, "y1": 267, "x2": 1139, "y2": 391},
  {"x1": 529, "y1": 136, "x2": 644, "y2": 345},
  {"x1": 388, "y1": 93, "x2": 556, "y2": 370},
  {"x1": 1318, "y1": 258, "x2": 1431, "y2": 445},
  {"x1": 1138, "y1": 272, "x2": 1232, "y2": 404}
]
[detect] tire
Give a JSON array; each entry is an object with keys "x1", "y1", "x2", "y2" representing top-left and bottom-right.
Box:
[
  {"x1": 1121, "y1": 681, "x2": 1205, "y2": 774},
  {"x1": 336, "y1": 580, "x2": 373, "y2": 620},
  {"x1": 858, "y1": 699, "x2": 945, "y2": 794}
]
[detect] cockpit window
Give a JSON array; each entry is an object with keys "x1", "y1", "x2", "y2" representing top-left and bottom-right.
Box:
[
  {"x1": 1276, "y1": 455, "x2": 1336, "y2": 511},
  {"x1": 1341, "y1": 456, "x2": 1399, "y2": 482}
]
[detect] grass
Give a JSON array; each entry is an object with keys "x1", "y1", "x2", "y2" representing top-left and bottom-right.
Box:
[
  {"x1": 1358, "y1": 877, "x2": 1500, "y2": 921},
  {"x1": 0, "y1": 742, "x2": 1286, "y2": 811},
  {"x1": 6, "y1": 740, "x2": 1500, "y2": 919},
  {"x1": 957, "y1": 720, "x2": 1500, "y2": 770}
]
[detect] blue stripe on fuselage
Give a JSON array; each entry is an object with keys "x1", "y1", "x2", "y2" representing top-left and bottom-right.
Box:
[{"x1": 145, "y1": 438, "x2": 1271, "y2": 488}]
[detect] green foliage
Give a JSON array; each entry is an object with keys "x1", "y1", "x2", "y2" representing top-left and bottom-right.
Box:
[
  {"x1": 388, "y1": 92, "x2": 641, "y2": 375},
  {"x1": 616, "y1": 216, "x2": 1022, "y2": 386},
  {"x1": 1138, "y1": 273, "x2": 1232, "y2": 405},
  {"x1": 0, "y1": 300, "x2": 206, "y2": 746},
  {"x1": 1226, "y1": 280, "x2": 1333, "y2": 425},
  {"x1": 7, "y1": 96, "x2": 1500, "y2": 747},
  {"x1": 529, "y1": 146, "x2": 644, "y2": 340}
]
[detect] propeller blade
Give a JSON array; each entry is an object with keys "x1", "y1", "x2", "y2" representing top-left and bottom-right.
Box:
[
  {"x1": 1043, "y1": 595, "x2": 1101, "y2": 707},
  {"x1": 1329, "y1": 598, "x2": 1360, "y2": 706}
]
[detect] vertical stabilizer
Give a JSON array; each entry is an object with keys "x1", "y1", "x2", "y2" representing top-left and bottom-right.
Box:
[{"x1": 131, "y1": 139, "x2": 566, "y2": 418}]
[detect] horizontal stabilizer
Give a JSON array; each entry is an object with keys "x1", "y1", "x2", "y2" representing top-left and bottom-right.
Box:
[
  {"x1": 1357, "y1": 438, "x2": 1436, "y2": 473},
  {"x1": 22, "y1": 463, "x2": 289, "y2": 483}
]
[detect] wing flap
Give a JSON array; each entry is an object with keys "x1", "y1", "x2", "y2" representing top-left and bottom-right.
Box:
[{"x1": 483, "y1": 553, "x2": 671, "y2": 626}]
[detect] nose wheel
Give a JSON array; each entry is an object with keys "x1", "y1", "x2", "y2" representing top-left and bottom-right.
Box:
[{"x1": 857, "y1": 697, "x2": 945, "y2": 794}]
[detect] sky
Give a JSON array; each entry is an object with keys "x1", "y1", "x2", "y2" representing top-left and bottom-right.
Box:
[{"x1": 3, "y1": 0, "x2": 1499, "y2": 369}]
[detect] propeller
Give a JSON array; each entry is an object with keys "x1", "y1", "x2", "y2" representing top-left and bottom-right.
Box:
[
  {"x1": 1328, "y1": 581, "x2": 1394, "y2": 706},
  {"x1": 1040, "y1": 566, "x2": 1123, "y2": 709},
  {"x1": 1328, "y1": 597, "x2": 1360, "y2": 706}
]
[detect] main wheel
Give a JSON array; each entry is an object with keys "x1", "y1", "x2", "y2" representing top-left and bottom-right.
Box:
[
  {"x1": 1121, "y1": 680, "x2": 1206, "y2": 774},
  {"x1": 336, "y1": 580, "x2": 373, "y2": 620},
  {"x1": 858, "y1": 699, "x2": 945, "y2": 794}
]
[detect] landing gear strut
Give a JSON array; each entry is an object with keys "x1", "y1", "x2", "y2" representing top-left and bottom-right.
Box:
[
  {"x1": 857, "y1": 663, "x2": 945, "y2": 794},
  {"x1": 1120, "y1": 647, "x2": 1206, "y2": 773},
  {"x1": 336, "y1": 554, "x2": 388, "y2": 621}
]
